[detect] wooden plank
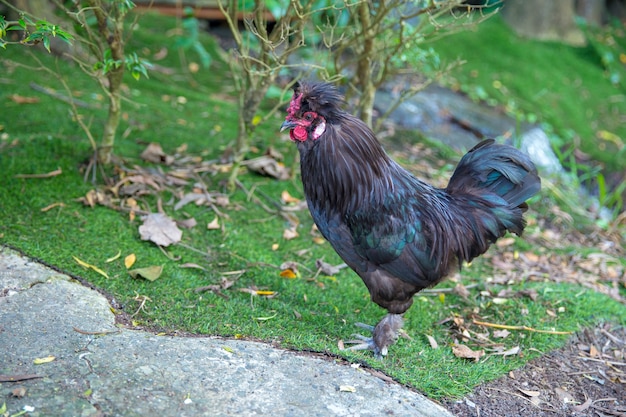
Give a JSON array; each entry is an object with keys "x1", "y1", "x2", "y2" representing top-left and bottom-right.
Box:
[{"x1": 134, "y1": 2, "x2": 276, "y2": 21}]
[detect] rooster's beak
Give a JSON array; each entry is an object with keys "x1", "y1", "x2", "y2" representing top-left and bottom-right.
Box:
[{"x1": 280, "y1": 120, "x2": 297, "y2": 132}]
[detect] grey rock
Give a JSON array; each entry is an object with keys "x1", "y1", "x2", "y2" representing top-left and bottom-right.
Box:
[{"x1": 0, "y1": 247, "x2": 454, "y2": 417}]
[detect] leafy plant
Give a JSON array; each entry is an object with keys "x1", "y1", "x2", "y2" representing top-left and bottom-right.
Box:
[
  {"x1": 1, "y1": 0, "x2": 150, "y2": 171},
  {"x1": 217, "y1": 0, "x2": 325, "y2": 186},
  {"x1": 314, "y1": 0, "x2": 499, "y2": 130},
  {"x1": 0, "y1": 14, "x2": 74, "y2": 51}
]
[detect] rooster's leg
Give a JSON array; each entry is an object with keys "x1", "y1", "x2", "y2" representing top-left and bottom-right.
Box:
[{"x1": 345, "y1": 313, "x2": 404, "y2": 358}]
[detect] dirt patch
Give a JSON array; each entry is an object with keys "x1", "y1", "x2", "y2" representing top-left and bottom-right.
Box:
[{"x1": 443, "y1": 323, "x2": 625, "y2": 416}]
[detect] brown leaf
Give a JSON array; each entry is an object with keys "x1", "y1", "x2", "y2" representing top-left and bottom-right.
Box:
[
  {"x1": 11, "y1": 387, "x2": 26, "y2": 397},
  {"x1": 14, "y1": 168, "x2": 62, "y2": 179},
  {"x1": 9, "y1": 94, "x2": 40, "y2": 104},
  {"x1": 153, "y1": 47, "x2": 168, "y2": 61},
  {"x1": 496, "y1": 237, "x2": 515, "y2": 248},
  {"x1": 280, "y1": 261, "x2": 299, "y2": 271},
  {"x1": 78, "y1": 190, "x2": 110, "y2": 208},
  {"x1": 180, "y1": 263, "x2": 206, "y2": 271},
  {"x1": 315, "y1": 259, "x2": 344, "y2": 276},
  {"x1": 518, "y1": 388, "x2": 540, "y2": 397},
  {"x1": 493, "y1": 329, "x2": 511, "y2": 339},
  {"x1": 281, "y1": 190, "x2": 301, "y2": 204},
  {"x1": 452, "y1": 344, "x2": 485, "y2": 361},
  {"x1": 426, "y1": 334, "x2": 439, "y2": 349},
  {"x1": 283, "y1": 227, "x2": 299, "y2": 240},
  {"x1": 554, "y1": 387, "x2": 576, "y2": 404},
  {"x1": 207, "y1": 217, "x2": 220, "y2": 230},
  {"x1": 140, "y1": 142, "x2": 174, "y2": 165},
  {"x1": 243, "y1": 155, "x2": 290, "y2": 180},
  {"x1": 138, "y1": 213, "x2": 182, "y2": 247},
  {"x1": 177, "y1": 217, "x2": 197, "y2": 229},
  {"x1": 174, "y1": 192, "x2": 206, "y2": 210},
  {"x1": 453, "y1": 283, "x2": 470, "y2": 299},
  {"x1": 491, "y1": 345, "x2": 521, "y2": 356},
  {"x1": 572, "y1": 397, "x2": 592, "y2": 412}
]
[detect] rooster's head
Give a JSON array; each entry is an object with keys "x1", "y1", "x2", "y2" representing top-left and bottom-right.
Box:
[{"x1": 280, "y1": 81, "x2": 344, "y2": 142}]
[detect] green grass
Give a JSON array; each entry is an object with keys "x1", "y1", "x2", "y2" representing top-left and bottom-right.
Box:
[
  {"x1": 1, "y1": 12, "x2": 625, "y2": 401},
  {"x1": 431, "y1": 15, "x2": 626, "y2": 174}
]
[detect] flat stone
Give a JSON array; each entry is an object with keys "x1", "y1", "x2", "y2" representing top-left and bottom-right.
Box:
[{"x1": 0, "y1": 247, "x2": 454, "y2": 417}]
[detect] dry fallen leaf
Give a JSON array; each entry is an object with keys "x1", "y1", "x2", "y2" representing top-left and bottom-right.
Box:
[
  {"x1": 493, "y1": 329, "x2": 511, "y2": 339},
  {"x1": 283, "y1": 227, "x2": 299, "y2": 240},
  {"x1": 177, "y1": 217, "x2": 197, "y2": 229},
  {"x1": 33, "y1": 356, "x2": 56, "y2": 365},
  {"x1": 207, "y1": 217, "x2": 220, "y2": 230},
  {"x1": 452, "y1": 344, "x2": 485, "y2": 362},
  {"x1": 105, "y1": 250, "x2": 122, "y2": 263},
  {"x1": 453, "y1": 283, "x2": 470, "y2": 299},
  {"x1": 128, "y1": 265, "x2": 164, "y2": 281},
  {"x1": 518, "y1": 388, "x2": 541, "y2": 397},
  {"x1": 426, "y1": 334, "x2": 439, "y2": 349},
  {"x1": 496, "y1": 237, "x2": 516, "y2": 247},
  {"x1": 72, "y1": 256, "x2": 109, "y2": 279},
  {"x1": 281, "y1": 190, "x2": 301, "y2": 204},
  {"x1": 279, "y1": 269, "x2": 298, "y2": 279},
  {"x1": 554, "y1": 387, "x2": 577, "y2": 404},
  {"x1": 339, "y1": 385, "x2": 356, "y2": 393},
  {"x1": 11, "y1": 387, "x2": 26, "y2": 397},
  {"x1": 255, "y1": 290, "x2": 276, "y2": 296},
  {"x1": 124, "y1": 253, "x2": 136, "y2": 269},
  {"x1": 572, "y1": 397, "x2": 592, "y2": 412},
  {"x1": 243, "y1": 155, "x2": 290, "y2": 180},
  {"x1": 9, "y1": 94, "x2": 40, "y2": 104},
  {"x1": 315, "y1": 259, "x2": 345, "y2": 276},
  {"x1": 138, "y1": 213, "x2": 182, "y2": 247},
  {"x1": 140, "y1": 142, "x2": 174, "y2": 165},
  {"x1": 491, "y1": 345, "x2": 521, "y2": 357},
  {"x1": 180, "y1": 263, "x2": 207, "y2": 271}
]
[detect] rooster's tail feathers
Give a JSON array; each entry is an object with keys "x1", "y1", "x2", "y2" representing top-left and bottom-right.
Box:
[{"x1": 446, "y1": 139, "x2": 541, "y2": 238}]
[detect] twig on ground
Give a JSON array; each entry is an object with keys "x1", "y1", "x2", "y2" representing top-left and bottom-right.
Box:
[
  {"x1": 30, "y1": 82, "x2": 97, "y2": 109},
  {"x1": 14, "y1": 168, "x2": 62, "y2": 179},
  {"x1": 421, "y1": 283, "x2": 479, "y2": 294},
  {"x1": 72, "y1": 327, "x2": 120, "y2": 336},
  {"x1": 473, "y1": 320, "x2": 573, "y2": 335}
]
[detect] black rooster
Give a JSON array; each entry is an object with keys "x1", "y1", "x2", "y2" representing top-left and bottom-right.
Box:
[{"x1": 281, "y1": 81, "x2": 541, "y2": 357}]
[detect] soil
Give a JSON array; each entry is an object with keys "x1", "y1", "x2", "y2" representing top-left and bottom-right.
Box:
[{"x1": 442, "y1": 324, "x2": 626, "y2": 417}]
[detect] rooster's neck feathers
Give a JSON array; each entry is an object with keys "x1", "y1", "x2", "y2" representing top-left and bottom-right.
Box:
[{"x1": 291, "y1": 82, "x2": 415, "y2": 214}]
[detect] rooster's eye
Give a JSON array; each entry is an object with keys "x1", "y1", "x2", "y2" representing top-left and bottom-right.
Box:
[{"x1": 304, "y1": 112, "x2": 315, "y2": 121}]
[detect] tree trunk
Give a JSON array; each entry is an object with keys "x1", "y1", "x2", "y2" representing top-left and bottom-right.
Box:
[
  {"x1": 91, "y1": 0, "x2": 126, "y2": 165},
  {"x1": 501, "y1": 0, "x2": 586, "y2": 45},
  {"x1": 355, "y1": 1, "x2": 375, "y2": 128}
]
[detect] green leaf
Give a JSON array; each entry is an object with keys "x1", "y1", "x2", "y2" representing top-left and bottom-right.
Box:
[{"x1": 128, "y1": 265, "x2": 164, "y2": 281}]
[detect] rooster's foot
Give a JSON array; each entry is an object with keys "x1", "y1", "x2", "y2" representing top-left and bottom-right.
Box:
[{"x1": 343, "y1": 314, "x2": 406, "y2": 358}]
